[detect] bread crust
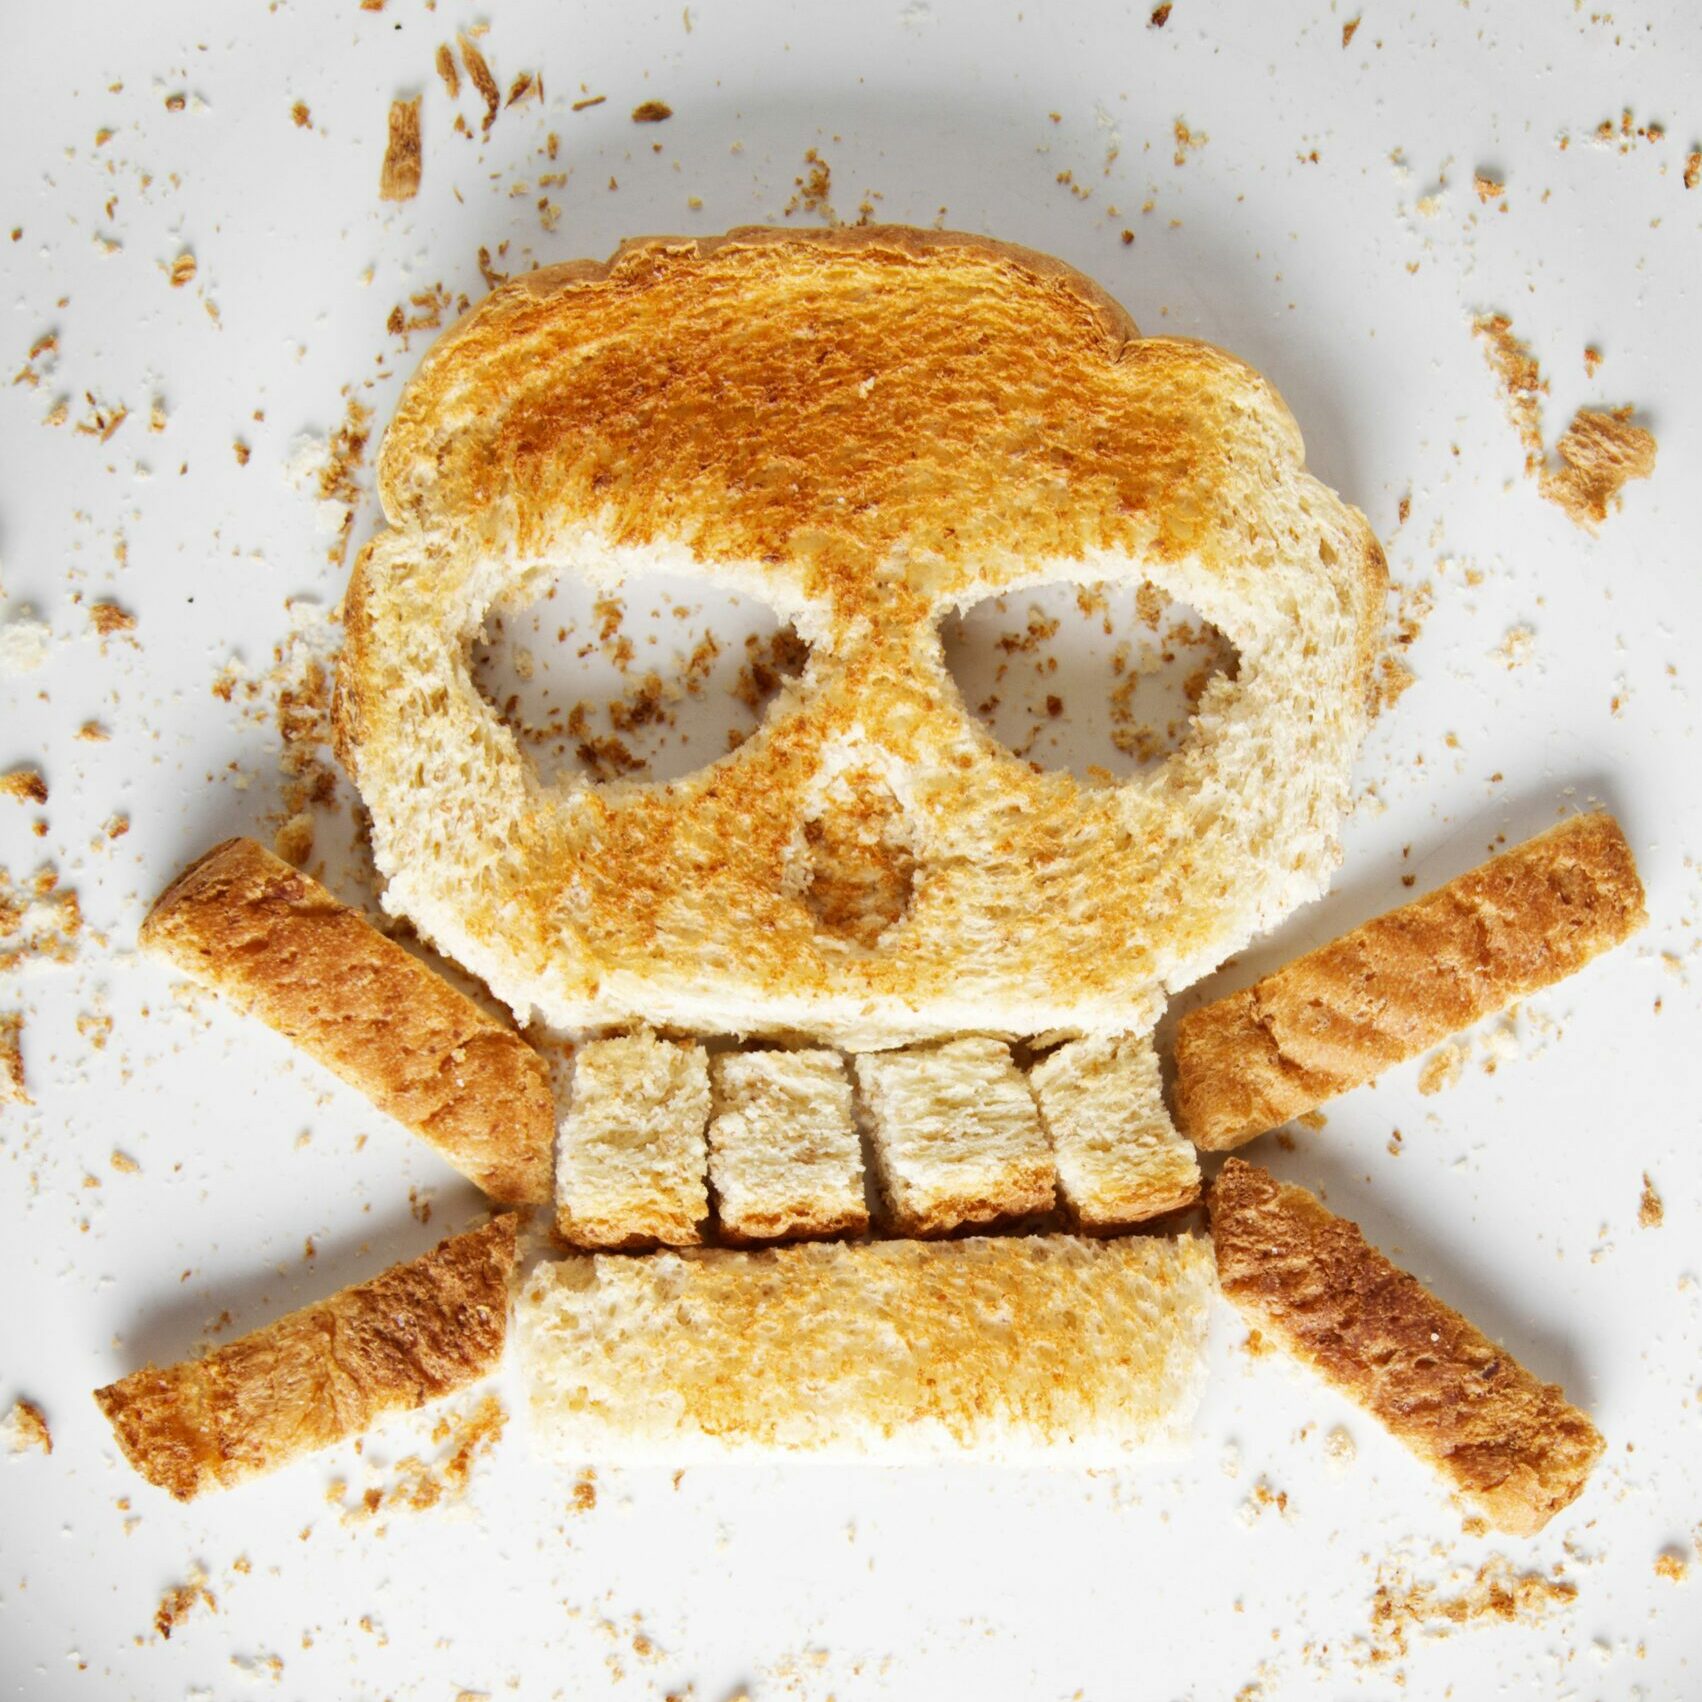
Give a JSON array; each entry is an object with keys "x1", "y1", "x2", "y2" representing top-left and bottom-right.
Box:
[
  {"x1": 1209, "y1": 1161, "x2": 1603, "y2": 1535},
  {"x1": 1174, "y1": 812, "x2": 1646, "y2": 1149},
  {"x1": 94, "y1": 1216, "x2": 517, "y2": 1501},
  {"x1": 335, "y1": 226, "x2": 1387, "y2": 1047},
  {"x1": 139, "y1": 838, "x2": 554, "y2": 1203}
]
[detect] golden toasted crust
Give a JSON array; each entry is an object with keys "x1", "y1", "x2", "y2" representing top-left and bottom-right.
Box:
[
  {"x1": 94, "y1": 1216, "x2": 517, "y2": 1501},
  {"x1": 139, "y1": 839, "x2": 553, "y2": 1203},
  {"x1": 1538, "y1": 406, "x2": 1658, "y2": 531},
  {"x1": 336, "y1": 226, "x2": 1387, "y2": 1046},
  {"x1": 1174, "y1": 813, "x2": 1646, "y2": 1149},
  {"x1": 1210, "y1": 1162, "x2": 1603, "y2": 1535}
]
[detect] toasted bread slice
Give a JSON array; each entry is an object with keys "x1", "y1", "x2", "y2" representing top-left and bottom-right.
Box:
[
  {"x1": 853, "y1": 1037, "x2": 1054, "y2": 1235},
  {"x1": 555, "y1": 1032, "x2": 710, "y2": 1249},
  {"x1": 336, "y1": 227, "x2": 1385, "y2": 1048},
  {"x1": 94, "y1": 1216, "x2": 517, "y2": 1501},
  {"x1": 139, "y1": 838, "x2": 553, "y2": 1203},
  {"x1": 520, "y1": 1232, "x2": 1215, "y2": 1460},
  {"x1": 707, "y1": 1048, "x2": 868, "y2": 1242},
  {"x1": 1030, "y1": 1032, "x2": 1200, "y2": 1230},
  {"x1": 1210, "y1": 1161, "x2": 1603, "y2": 1535},
  {"x1": 1174, "y1": 813, "x2": 1646, "y2": 1150}
]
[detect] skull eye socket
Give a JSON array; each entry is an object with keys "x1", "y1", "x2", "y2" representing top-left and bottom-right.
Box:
[
  {"x1": 940, "y1": 579, "x2": 1239, "y2": 782},
  {"x1": 471, "y1": 569, "x2": 808, "y2": 786}
]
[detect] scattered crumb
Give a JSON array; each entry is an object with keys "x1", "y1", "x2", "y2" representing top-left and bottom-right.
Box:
[
  {"x1": 1341, "y1": 14, "x2": 1360, "y2": 46},
  {"x1": 0, "y1": 614, "x2": 53, "y2": 676},
  {"x1": 435, "y1": 43, "x2": 460, "y2": 99},
  {"x1": 1583, "y1": 344, "x2": 1602, "y2": 377},
  {"x1": 1172, "y1": 117, "x2": 1207, "y2": 166},
  {"x1": 1418, "y1": 1043, "x2": 1465, "y2": 1096},
  {"x1": 783, "y1": 147, "x2": 835, "y2": 222},
  {"x1": 0, "y1": 1012, "x2": 28, "y2": 1106},
  {"x1": 1493, "y1": 624, "x2": 1535, "y2": 670},
  {"x1": 154, "y1": 1566, "x2": 217, "y2": 1640},
  {"x1": 1149, "y1": 3, "x2": 1171, "y2": 24},
  {"x1": 1537, "y1": 407, "x2": 1658, "y2": 532},
  {"x1": 167, "y1": 251, "x2": 197, "y2": 289},
  {"x1": 1472, "y1": 313, "x2": 1546, "y2": 472},
  {"x1": 1, "y1": 766, "x2": 48, "y2": 805},
  {"x1": 458, "y1": 33, "x2": 501, "y2": 136},
  {"x1": 379, "y1": 97, "x2": 423, "y2": 203},
  {"x1": 1654, "y1": 1549, "x2": 1688, "y2": 1583},
  {"x1": 570, "y1": 1469, "x2": 598, "y2": 1512},
  {"x1": 2, "y1": 1398, "x2": 52, "y2": 1454},
  {"x1": 1686, "y1": 150, "x2": 1700, "y2": 191},
  {"x1": 291, "y1": 100, "x2": 311, "y2": 128},
  {"x1": 1370, "y1": 1556, "x2": 1576, "y2": 1662},
  {"x1": 631, "y1": 100, "x2": 673, "y2": 123},
  {"x1": 111, "y1": 1149, "x2": 140, "y2": 1174},
  {"x1": 332, "y1": 1394, "x2": 506, "y2": 1523},
  {"x1": 1638, "y1": 1172, "x2": 1664, "y2": 1229},
  {"x1": 1323, "y1": 1426, "x2": 1355, "y2": 1470},
  {"x1": 1473, "y1": 171, "x2": 1506, "y2": 204},
  {"x1": 90, "y1": 600, "x2": 135, "y2": 638}
]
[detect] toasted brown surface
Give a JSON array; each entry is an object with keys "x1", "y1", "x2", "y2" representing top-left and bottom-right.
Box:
[
  {"x1": 379, "y1": 96, "x2": 422, "y2": 202},
  {"x1": 94, "y1": 1216, "x2": 517, "y2": 1501},
  {"x1": 139, "y1": 838, "x2": 553, "y2": 1203},
  {"x1": 336, "y1": 226, "x2": 1386, "y2": 1045},
  {"x1": 1210, "y1": 1161, "x2": 1602, "y2": 1535},
  {"x1": 1174, "y1": 812, "x2": 1646, "y2": 1149}
]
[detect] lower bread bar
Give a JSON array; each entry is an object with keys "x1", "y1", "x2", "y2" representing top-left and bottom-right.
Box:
[
  {"x1": 1173, "y1": 812, "x2": 1647, "y2": 1150},
  {"x1": 1209, "y1": 1160, "x2": 1603, "y2": 1535},
  {"x1": 520, "y1": 1233, "x2": 1215, "y2": 1460},
  {"x1": 94, "y1": 1216, "x2": 518, "y2": 1501}
]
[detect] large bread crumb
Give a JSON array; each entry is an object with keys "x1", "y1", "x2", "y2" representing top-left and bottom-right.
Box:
[
  {"x1": 1537, "y1": 407, "x2": 1658, "y2": 531},
  {"x1": 380, "y1": 97, "x2": 423, "y2": 203}
]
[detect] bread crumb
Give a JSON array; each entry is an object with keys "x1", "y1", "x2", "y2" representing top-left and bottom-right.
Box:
[
  {"x1": 380, "y1": 97, "x2": 422, "y2": 202},
  {"x1": 0, "y1": 615, "x2": 52, "y2": 676},
  {"x1": 2, "y1": 1009, "x2": 30, "y2": 1107},
  {"x1": 90, "y1": 600, "x2": 135, "y2": 638},
  {"x1": 154, "y1": 1566, "x2": 216, "y2": 1639},
  {"x1": 1370, "y1": 1556, "x2": 1575, "y2": 1661},
  {"x1": 783, "y1": 148, "x2": 835, "y2": 222},
  {"x1": 1341, "y1": 14, "x2": 1360, "y2": 45},
  {"x1": 572, "y1": 94, "x2": 607, "y2": 111},
  {"x1": 1473, "y1": 171, "x2": 1506, "y2": 204},
  {"x1": 111, "y1": 1149, "x2": 140, "y2": 1174},
  {"x1": 631, "y1": 100, "x2": 673, "y2": 122},
  {"x1": 1654, "y1": 1549, "x2": 1688, "y2": 1582},
  {"x1": 458, "y1": 33, "x2": 500, "y2": 136},
  {"x1": 1493, "y1": 624, "x2": 1534, "y2": 669},
  {"x1": 1685, "y1": 149, "x2": 1699, "y2": 190},
  {"x1": 2, "y1": 1397, "x2": 52, "y2": 1454},
  {"x1": 1, "y1": 766, "x2": 48, "y2": 805},
  {"x1": 434, "y1": 44, "x2": 460, "y2": 98},
  {"x1": 570, "y1": 1468, "x2": 597, "y2": 1511},
  {"x1": 1537, "y1": 407, "x2": 1657, "y2": 532},
  {"x1": 1583, "y1": 344, "x2": 1602, "y2": 377},
  {"x1": 1472, "y1": 313, "x2": 1547, "y2": 471},
  {"x1": 1417, "y1": 1043, "x2": 1465, "y2": 1096},
  {"x1": 1149, "y1": 2, "x2": 1172, "y2": 24},
  {"x1": 1638, "y1": 1172, "x2": 1664, "y2": 1228},
  {"x1": 1323, "y1": 1425, "x2": 1355, "y2": 1469},
  {"x1": 167, "y1": 251, "x2": 197, "y2": 288},
  {"x1": 1172, "y1": 117, "x2": 1207, "y2": 166}
]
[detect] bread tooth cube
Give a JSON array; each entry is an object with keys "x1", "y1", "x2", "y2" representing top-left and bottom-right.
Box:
[
  {"x1": 852, "y1": 1037, "x2": 1054, "y2": 1235},
  {"x1": 1030, "y1": 1032, "x2": 1200, "y2": 1230},
  {"x1": 708, "y1": 1049, "x2": 869, "y2": 1242},
  {"x1": 556, "y1": 1032, "x2": 710, "y2": 1249}
]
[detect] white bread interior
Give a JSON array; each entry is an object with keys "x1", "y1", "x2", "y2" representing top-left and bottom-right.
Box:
[
  {"x1": 519, "y1": 1232, "x2": 1216, "y2": 1461},
  {"x1": 707, "y1": 1047, "x2": 868, "y2": 1242},
  {"x1": 554, "y1": 1031, "x2": 710, "y2": 1249},
  {"x1": 1030, "y1": 1031, "x2": 1201, "y2": 1230},
  {"x1": 853, "y1": 1037, "x2": 1054, "y2": 1235}
]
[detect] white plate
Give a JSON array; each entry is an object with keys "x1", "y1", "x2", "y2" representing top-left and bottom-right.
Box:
[{"x1": 3, "y1": 0, "x2": 1699, "y2": 1695}]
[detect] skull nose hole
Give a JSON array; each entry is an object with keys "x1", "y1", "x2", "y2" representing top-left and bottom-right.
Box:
[
  {"x1": 800, "y1": 768, "x2": 919, "y2": 948},
  {"x1": 940, "y1": 578, "x2": 1238, "y2": 782},
  {"x1": 470, "y1": 568, "x2": 808, "y2": 786}
]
